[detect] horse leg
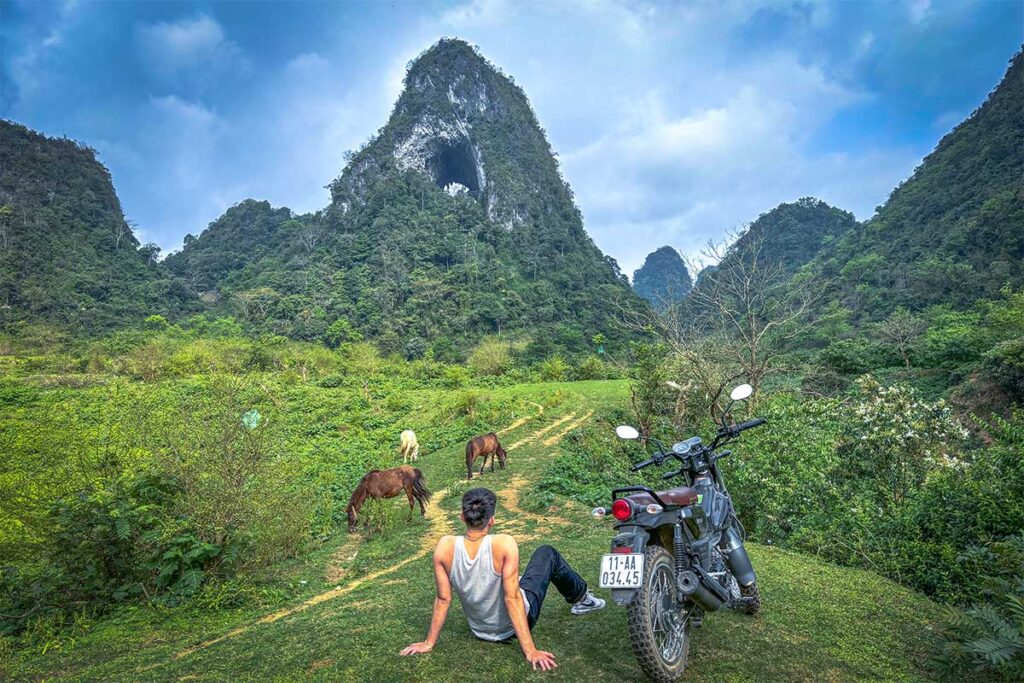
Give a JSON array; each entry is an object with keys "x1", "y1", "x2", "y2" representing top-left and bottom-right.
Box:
[
  {"x1": 405, "y1": 484, "x2": 415, "y2": 519},
  {"x1": 480, "y1": 454, "x2": 487, "y2": 476}
]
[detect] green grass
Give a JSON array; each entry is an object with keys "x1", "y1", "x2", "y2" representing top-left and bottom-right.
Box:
[{"x1": 2, "y1": 380, "x2": 942, "y2": 682}]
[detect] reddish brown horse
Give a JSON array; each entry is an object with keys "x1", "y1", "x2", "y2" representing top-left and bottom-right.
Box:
[
  {"x1": 346, "y1": 465, "x2": 431, "y2": 531},
  {"x1": 465, "y1": 432, "x2": 507, "y2": 480}
]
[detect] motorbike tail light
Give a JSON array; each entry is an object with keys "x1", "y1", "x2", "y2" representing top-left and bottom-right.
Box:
[{"x1": 611, "y1": 499, "x2": 633, "y2": 521}]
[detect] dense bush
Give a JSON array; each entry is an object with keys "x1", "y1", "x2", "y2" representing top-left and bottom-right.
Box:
[
  {"x1": 821, "y1": 337, "x2": 892, "y2": 374},
  {"x1": 985, "y1": 337, "x2": 1024, "y2": 402},
  {"x1": 0, "y1": 378, "x2": 312, "y2": 633},
  {"x1": 934, "y1": 535, "x2": 1024, "y2": 681},
  {"x1": 467, "y1": 336, "x2": 512, "y2": 376}
]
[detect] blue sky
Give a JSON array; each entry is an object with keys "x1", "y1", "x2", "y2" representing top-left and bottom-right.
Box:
[{"x1": 2, "y1": 0, "x2": 1021, "y2": 275}]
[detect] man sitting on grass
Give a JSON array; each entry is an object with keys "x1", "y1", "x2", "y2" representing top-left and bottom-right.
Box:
[{"x1": 399, "y1": 487, "x2": 605, "y2": 671}]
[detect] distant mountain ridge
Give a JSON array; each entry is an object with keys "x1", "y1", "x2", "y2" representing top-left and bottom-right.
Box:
[
  {"x1": 2, "y1": 43, "x2": 1021, "y2": 352},
  {"x1": 632, "y1": 246, "x2": 692, "y2": 311}
]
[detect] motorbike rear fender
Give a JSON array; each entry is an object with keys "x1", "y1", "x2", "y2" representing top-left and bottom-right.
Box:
[
  {"x1": 720, "y1": 525, "x2": 756, "y2": 586},
  {"x1": 609, "y1": 527, "x2": 650, "y2": 605}
]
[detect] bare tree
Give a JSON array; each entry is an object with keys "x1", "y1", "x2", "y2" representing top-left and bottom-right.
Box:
[
  {"x1": 878, "y1": 308, "x2": 926, "y2": 369},
  {"x1": 680, "y1": 229, "x2": 822, "y2": 398},
  {"x1": 0, "y1": 204, "x2": 12, "y2": 251},
  {"x1": 296, "y1": 215, "x2": 323, "y2": 254},
  {"x1": 235, "y1": 287, "x2": 279, "y2": 321},
  {"x1": 615, "y1": 228, "x2": 822, "y2": 417},
  {"x1": 113, "y1": 218, "x2": 133, "y2": 250},
  {"x1": 139, "y1": 242, "x2": 161, "y2": 265}
]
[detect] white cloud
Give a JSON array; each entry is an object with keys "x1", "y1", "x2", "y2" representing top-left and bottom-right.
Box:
[
  {"x1": 907, "y1": 0, "x2": 931, "y2": 25},
  {"x1": 442, "y1": 0, "x2": 515, "y2": 27},
  {"x1": 557, "y1": 53, "x2": 913, "y2": 274},
  {"x1": 135, "y1": 14, "x2": 247, "y2": 86}
]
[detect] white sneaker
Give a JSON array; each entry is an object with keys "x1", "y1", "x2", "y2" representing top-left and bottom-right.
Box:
[{"x1": 570, "y1": 591, "x2": 606, "y2": 615}]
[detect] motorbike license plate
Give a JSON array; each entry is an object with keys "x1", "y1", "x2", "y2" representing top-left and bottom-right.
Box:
[{"x1": 599, "y1": 553, "x2": 644, "y2": 588}]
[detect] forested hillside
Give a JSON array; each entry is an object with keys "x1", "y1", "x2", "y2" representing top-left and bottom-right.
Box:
[
  {"x1": 0, "y1": 121, "x2": 192, "y2": 335},
  {"x1": 632, "y1": 246, "x2": 692, "y2": 310},
  {"x1": 679, "y1": 197, "x2": 857, "y2": 323},
  {"x1": 809, "y1": 50, "x2": 1024, "y2": 321},
  {"x1": 167, "y1": 39, "x2": 647, "y2": 358}
]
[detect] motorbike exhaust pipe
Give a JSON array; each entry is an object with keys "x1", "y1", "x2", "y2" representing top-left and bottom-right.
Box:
[{"x1": 677, "y1": 566, "x2": 730, "y2": 611}]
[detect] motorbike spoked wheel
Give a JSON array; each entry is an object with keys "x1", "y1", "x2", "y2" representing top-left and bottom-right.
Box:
[{"x1": 627, "y1": 545, "x2": 690, "y2": 683}]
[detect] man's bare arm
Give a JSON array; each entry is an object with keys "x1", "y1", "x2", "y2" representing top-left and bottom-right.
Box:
[
  {"x1": 496, "y1": 535, "x2": 557, "y2": 672},
  {"x1": 400, "y1": 536, "x2": 453, "y2": 655}
]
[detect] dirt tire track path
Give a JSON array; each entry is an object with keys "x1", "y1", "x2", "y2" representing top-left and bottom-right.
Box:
[
  {"x1": 496, "y1": 401, "x2": 544, "y2": 436},
  {"x1": 507, "y1": 411, "x2": 576, "y2": 450},
  {"x1": 542, "y1": 410, "x2": 593, "y2": 447}
]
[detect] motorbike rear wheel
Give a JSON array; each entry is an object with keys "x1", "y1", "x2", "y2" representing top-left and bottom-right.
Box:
[{"x1": 627, "y1": 545, "x2": 690, "y2": 683}]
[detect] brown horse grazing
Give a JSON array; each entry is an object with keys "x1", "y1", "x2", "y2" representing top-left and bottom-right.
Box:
[
  {"x1": 346, "y1": 465, "x2": 431, "y2": 531},
  {"x1": 465, "y1": 432, "x2": 507, "y2": 480}
]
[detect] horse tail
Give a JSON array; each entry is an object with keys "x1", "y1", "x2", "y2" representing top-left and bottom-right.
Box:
[{"x1": 411, "y1": 468, "x2": 432, "y2": 505}]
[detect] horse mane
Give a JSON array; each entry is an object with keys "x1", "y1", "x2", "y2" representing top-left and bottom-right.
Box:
[{"x1": 346, "y1": 470, "x2": 379, "y2": 512}]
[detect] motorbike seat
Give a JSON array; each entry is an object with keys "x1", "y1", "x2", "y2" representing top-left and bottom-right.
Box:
[{"x1": 626, "y1": 486, "x2": 698, "y2": 508}]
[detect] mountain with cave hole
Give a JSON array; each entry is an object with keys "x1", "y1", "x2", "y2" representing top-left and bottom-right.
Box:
[{"x1": 167, "y1": 38, "x2": 648, "y2": 356}]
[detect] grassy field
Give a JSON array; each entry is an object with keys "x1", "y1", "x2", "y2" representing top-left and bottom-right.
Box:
[{"x1": 3, "y1": 381, "x2": 943, "y2": 682}]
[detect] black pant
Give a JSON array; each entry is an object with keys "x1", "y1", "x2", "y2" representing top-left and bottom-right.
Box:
[{"x1": 519, "y1": 545, "x2": 588, "y2": 629}]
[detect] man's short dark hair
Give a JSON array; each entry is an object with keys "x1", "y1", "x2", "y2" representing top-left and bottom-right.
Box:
[{"x1": 462, "y1": 488, "x2": 497, "y2": 529}]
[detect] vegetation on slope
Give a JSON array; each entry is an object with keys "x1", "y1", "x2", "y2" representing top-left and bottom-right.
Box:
[
  {"x1": 0, "y1": 120, "x2": 193, "y2": 334},
  {"x1": 1, "y1": 378, "x2": 945, "y2": 682},
  {"x1": 808, "y1": 50, "x2": 1024, "y2": 321}
]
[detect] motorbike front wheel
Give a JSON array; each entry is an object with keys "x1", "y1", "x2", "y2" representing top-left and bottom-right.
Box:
[{"x1": 627, "y1": 545, "x2": 691, "y2": 683}]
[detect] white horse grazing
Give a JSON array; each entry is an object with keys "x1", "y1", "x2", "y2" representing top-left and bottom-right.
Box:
[{"x1": 399, "y1": 429, "x2": 420, "y2": 463}]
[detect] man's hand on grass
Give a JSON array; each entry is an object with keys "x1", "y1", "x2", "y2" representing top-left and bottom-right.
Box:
[
  {"x1": 525, "y1": 648, "x2": 557, "y2": 671},
  {"x1": 400, "y1": 642, "x2": 434, "y2": 655}
]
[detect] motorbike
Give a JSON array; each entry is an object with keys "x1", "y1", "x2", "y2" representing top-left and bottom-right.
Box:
[{"x1": 591, "y1": 383, "x2": 765, "y2": 682}]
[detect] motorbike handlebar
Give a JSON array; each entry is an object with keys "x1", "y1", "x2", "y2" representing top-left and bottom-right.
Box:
[
  {"x1": 735, "y1": 417, "x2": 766, "y2": 432},
  {"x1": 630, "y1": 451, "x2": 666, "y2": 472}
]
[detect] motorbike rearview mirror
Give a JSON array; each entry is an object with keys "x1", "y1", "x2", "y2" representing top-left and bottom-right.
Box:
[
  {"x1": 730, "y1": 383, "x2": 753, "y2": 401},
  {"x1": 615, "y1": 425, "x2": 640, "y2": 440}
]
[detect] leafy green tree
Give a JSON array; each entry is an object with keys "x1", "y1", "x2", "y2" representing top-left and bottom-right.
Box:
[{"x1": 628, "y1": 341, "x2": 671, "y2": 441}]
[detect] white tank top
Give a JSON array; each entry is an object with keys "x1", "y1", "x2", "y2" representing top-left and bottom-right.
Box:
[{"x1": 449, "y1": 535, "x2": 529, "y2": 641}]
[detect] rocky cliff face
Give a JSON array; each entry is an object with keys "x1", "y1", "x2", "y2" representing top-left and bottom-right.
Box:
[{"x1": 330, "y1": 39, "x2": 580, "y2": 233}]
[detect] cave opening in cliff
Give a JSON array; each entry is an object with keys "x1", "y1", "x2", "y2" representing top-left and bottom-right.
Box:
[{"x1": 428, "y1": 140, "x2": 481, "y2": 197}]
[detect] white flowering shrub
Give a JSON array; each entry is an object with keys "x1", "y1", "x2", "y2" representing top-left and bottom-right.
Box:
[{"x1": 839, "y1": 376, "x2": 969, "y2": 511}]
